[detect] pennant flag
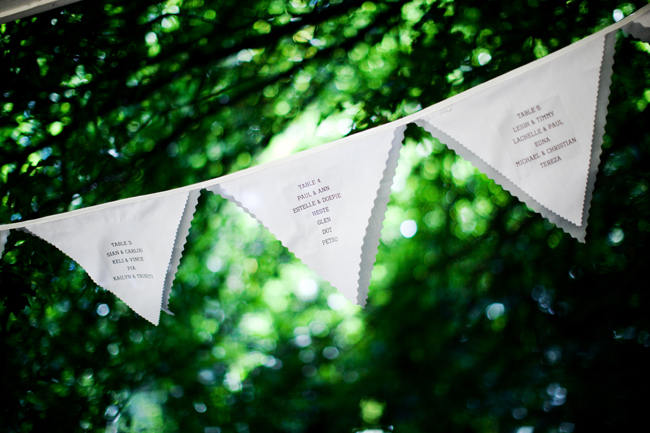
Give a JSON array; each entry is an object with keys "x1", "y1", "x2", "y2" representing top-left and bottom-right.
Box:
[
  {"x1": 0, "y1": 230, "x2": 8, "y2": 256},
  {"x1": 210, "y1": 124, "x2": 405, "y2": 305},
  {"x1": 161, "y1": 189, "x2": 201, "y2": 314},
  {"x1": 24, "y1": 191, "x2": 191, "y2": 324},
  {"x1": 624, "y1": 6, "x2": 650, "y2": 41},
  {"x1": 414, "y1": 33, "x2": 615, "y2": 241}
]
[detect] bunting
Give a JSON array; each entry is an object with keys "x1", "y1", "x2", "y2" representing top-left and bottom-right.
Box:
[
  {"x1": 22, "y1": 191, "x2": 191, "y2": 324},
  {"x1": 210, "y1": 124, "x2": 405, "y2": 305},
  {"x1": 0, "y1": 230, "x2": 8, "y2": 256},
  {"x1": 413, "y1": 33, "x2": 613, "y2": 240},
  {"x1": 624, "y1": 5, "x2": 650, "y2": 40},
  {"x1": 161, "y1": 189, "x2": 201, "y2": 314},
  {"x1": 0, "y1": 5, "x2": 648, "y2": 323}
]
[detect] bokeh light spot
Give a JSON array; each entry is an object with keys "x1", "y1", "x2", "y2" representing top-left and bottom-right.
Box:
[
  {"x1": 612, "y1": 9, "x2": 624, "y2": 22},
  {"x1": 485, "y1": 302, "x2": 505, "y2": 320},
  {"x1": 400, "y1": 219, "x2": 417, "y2": 238},
  {"x1": 608, "y1": 227, "x2": 624, "y2": 245},
  {"x1": 96, "y1": 303, "x2": 110, "y2": 317},
  {"x1": 478, "y1": 51, "x2": 492, "y2": 65}
]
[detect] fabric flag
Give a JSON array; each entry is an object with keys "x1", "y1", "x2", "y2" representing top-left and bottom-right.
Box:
[
  {"x1": 0, "y1": 230, "x2": 8, "y2": 256},
  {"x1": 210, "y1": 124, "x2": 405, "y2": 305},
  {"x1": 414, "y1": 32, "x2": 615, "y2": 241},
  {"x1": 161, "y1": 189, "x2": 201, "y2": 314},
  {"x1": 624, "y1": 5, "x2": 650, "y2": 41},
  {"x1": 23, "y1": 190, "x2": 191, "y2": 324}
]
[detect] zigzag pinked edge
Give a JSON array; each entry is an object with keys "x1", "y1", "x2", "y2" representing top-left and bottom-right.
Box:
[
  {"x1": 355, "y1": 125, "x2": 406, "y2": 306},
  {"x1": 161, "y1": 189, "x2": 202, "y2": 314},
  {"x1": 414, "y1": 118, "x2": 588, "y2": 242},
  {"x1": 580, "y1": 31, "x2": 618, "y2": 244}
]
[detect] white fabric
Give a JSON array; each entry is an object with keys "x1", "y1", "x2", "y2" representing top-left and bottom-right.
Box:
[
  {"x1": 0, "y1": 230, "x2": 8, "y2": 256},
  {"x1": 161, "y1": 189, "x2": 200, "y2": 314},
  {"x1": 24, "y1": 191, "x2": 190, "y2": 324},
  {"x1": 415, "y1": 35, "x2": 607, "y2": 238},
  {"x1": 624, "y1": 6, "x2": 650, "y2": 41},
  {"x1": 356, "y1": 125, "x2": 405, "y2": 305},
  {"x1": 210, "y1": 125, "x2": 400, "y2": 304}
]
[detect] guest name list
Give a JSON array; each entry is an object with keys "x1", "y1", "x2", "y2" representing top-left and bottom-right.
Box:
[
  {"x1": 105, "y1": 240, "x2": 153, "y2": 281},
  {"x1": 291, "y1": 177, "x2": 342, "y2": 246},
  {"x1": 507, "y1": 97, "x2": 579, "y2": 172}
]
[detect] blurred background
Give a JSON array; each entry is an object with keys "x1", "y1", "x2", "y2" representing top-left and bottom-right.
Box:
[{"x1": 1, "y1": 0, "x2": 649, "y2": 432}]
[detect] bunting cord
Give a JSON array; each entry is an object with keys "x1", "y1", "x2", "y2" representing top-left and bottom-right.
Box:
[{"x1": 0, "y1": 4, "x2": 648, "y2": 233}]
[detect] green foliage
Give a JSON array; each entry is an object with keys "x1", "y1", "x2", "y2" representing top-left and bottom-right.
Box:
[{"x1": 1, "y1": 1, "x2": 649, "y2": 432}]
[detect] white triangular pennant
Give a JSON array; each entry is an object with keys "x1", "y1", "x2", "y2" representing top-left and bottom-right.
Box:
[
  {"x1": 161, "y1": 189, "x2": 200, "y2": 314},
  {"x1": 210, "y1": 125, "x2": 404, "y2": 304},
  {"x1": 415, "y1": 33, "x2": 613, "y2": 241},
  {"x1": 0, "y1": 230, "x2": 8, "y2": 256},
  {"x1": 624, "y1": 6, "x2": 650, "y2": 41},
  {"x1": 24, "y1": 191, "x2": 190, "y2": 324}
]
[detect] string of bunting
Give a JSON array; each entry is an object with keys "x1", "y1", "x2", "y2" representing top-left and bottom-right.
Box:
[{"x1": 1, "y1": 5, "x2": 649, "y2": 324}]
